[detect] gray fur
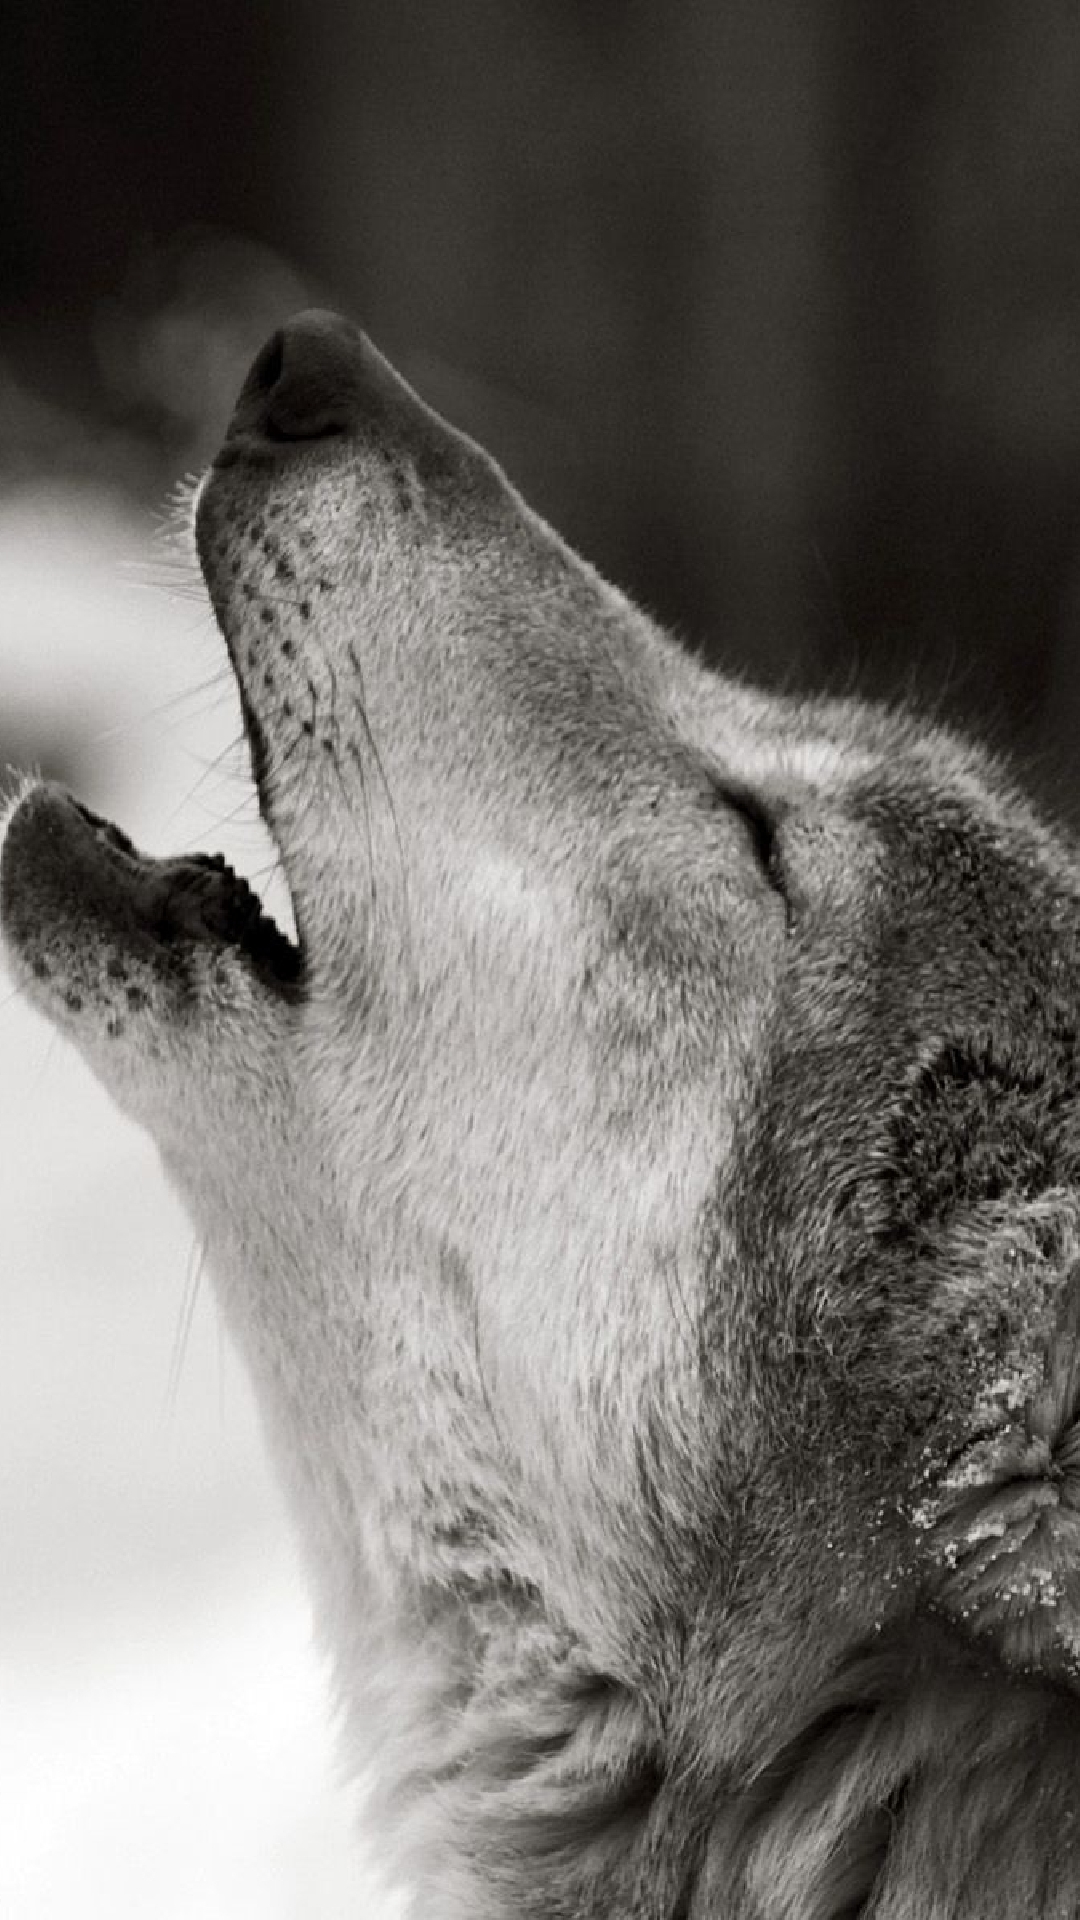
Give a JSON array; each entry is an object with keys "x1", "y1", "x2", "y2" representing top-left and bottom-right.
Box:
[{"x1": 4, "y1": 312, "x2": 1080, "y2": 1915}]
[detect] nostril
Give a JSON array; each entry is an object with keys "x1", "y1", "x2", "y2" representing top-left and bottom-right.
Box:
[
  {"x1": 226, "y1": 310, "x2": 368, "y2": 445},
  {"x1": 219, "y1": 310, "x2": 429, "y2": 457},
  {"x1": 244, "y1": 329, "x2": 285, "y2": 400}
]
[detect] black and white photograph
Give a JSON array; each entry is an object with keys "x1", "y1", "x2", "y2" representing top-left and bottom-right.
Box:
[{"x1": 5, "y1": 9, "x2": 1080, "y2": 1917}]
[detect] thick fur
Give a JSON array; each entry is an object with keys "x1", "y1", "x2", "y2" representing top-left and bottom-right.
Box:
[{"x1": 5, "y1": 312, "x2": 1080, "y2": 1915}]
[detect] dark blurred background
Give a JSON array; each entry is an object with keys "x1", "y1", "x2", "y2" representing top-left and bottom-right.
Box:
[{"x1": 6, "y1": 2, "x2": 1080, "y2": 810}]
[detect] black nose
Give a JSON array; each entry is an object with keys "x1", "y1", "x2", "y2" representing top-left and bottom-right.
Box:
[{"x1": 227, "y1": 309, "x2": 385, "y2": 442}]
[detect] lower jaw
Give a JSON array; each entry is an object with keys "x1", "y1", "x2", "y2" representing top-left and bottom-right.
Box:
[{"x1": 0, "y1": 781, "x2": 304, "y2": 996}]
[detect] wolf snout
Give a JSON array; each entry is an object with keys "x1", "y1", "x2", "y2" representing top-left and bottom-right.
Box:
[{"x1": 224, "y1": 308, "x2": 411, "y2": 447}]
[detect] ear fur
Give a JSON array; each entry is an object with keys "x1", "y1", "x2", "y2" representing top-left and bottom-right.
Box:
[{"x1": 698, "y1": 1625, "x2": 1080, "y2": 1919}]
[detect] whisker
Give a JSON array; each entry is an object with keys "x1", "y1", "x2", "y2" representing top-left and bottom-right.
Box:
[
  {"x1": 327, "y1": 656, "x2": 379, "y2": 938},
  {"x1": 22, "y1": 1023, "x2": 63, "y2": 1101},
  {"x1": 346, "y1": 640, "x2": 413, "y2": 964},
  {"x1": 244, "y1": 854, "x2": 290, "y2": 890},
  {"x1": 82, "y1": 673, "x2": 237, "y2": 755},
  {"x1": 122, "y1": 566, "x2": 211, "y2": 606},
  {"x1": 0, "y1": 976, "x2": 29, "y2": 1016},
  {"x1": 163, "y1": 1236, "x2": 207, "y2": 1423},
  {"x1": 189, "y1": 784, "x2": 266, "y2": 839},
  {"x1": 256, "y1": 590, "x2": 311, "y2": 612},
  {"x1": 159, "y1": 730, "x2": 251, "y2": 832},
  {"x1": 147, "y1": 672, "x2": 236, "y2": 720}
]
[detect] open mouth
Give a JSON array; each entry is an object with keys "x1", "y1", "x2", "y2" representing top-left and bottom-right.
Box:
[
  {"x1": 0, "y1": 780, "x2": 304, "y2": 997},
  {"x1": 79, "y1": 797, "x2": 304, "y2": 988}
]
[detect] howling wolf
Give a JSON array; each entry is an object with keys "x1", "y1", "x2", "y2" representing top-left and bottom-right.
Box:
[{"x1": 5, "y1": 312, "x2": 1080, "y2": 1917}]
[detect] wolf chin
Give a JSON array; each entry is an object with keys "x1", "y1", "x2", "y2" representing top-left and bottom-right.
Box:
[{"x1": 5, "y1": 311, "x2": 1080, "y2": 1917}]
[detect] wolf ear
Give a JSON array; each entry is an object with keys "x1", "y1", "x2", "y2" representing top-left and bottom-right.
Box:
[
  {"x1": 878, "y1": 1031, "x2": 1080, "y2": 1671},
  {"x1": 912, "y1": 1215, "x2": 1080, "y2": 1682}
]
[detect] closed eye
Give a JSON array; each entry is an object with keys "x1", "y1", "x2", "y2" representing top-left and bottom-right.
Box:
[{"x1": 714, "y1": 782, "x2": 788, "y2": 903}]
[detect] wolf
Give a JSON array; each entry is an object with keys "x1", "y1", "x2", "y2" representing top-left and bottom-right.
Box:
[{"x1": 5, "y1": 311, "x2": 1080, "y2": 1917}]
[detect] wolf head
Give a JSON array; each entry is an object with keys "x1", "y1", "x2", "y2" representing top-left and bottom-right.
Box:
[{"x1": 6, "y1": 312, "x2": 1080, "y2": 1915}]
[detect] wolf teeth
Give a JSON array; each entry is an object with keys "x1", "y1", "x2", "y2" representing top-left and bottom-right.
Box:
[{"x1": 160, "y1": 851, "x2": 302, "y2": 984}]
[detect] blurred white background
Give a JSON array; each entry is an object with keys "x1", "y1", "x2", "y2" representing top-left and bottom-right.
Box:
[{"x1": 0, "y1": 484, "x2": 401, "y2": 1918}]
